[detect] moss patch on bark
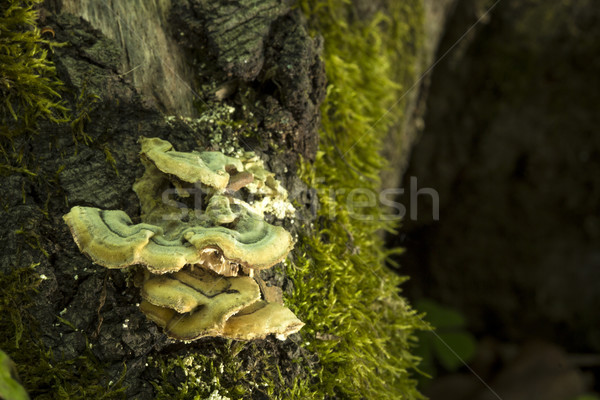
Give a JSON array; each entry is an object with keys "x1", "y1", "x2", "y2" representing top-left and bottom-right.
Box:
[{"x1": 285, "y1": 1, "x2": 429, "y2": 398}]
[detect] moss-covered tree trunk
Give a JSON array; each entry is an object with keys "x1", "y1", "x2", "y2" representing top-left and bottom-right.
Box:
[
  {"x1": 1, "y1": 0, "x2": 445, "y2": 398},
  {"x1": 2, "y1": 0, "x2": 326, "y2": 397}
]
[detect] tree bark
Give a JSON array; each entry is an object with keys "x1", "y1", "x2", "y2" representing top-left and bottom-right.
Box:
[
  {"x1": 3, "y1": 0, "x2": 325, "y2": 397},
  {"x1": 1, "y1": 0, "x2": 458, "y2": 398}
]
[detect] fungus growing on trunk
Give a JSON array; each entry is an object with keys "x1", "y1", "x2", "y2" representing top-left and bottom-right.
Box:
[
  {"x1": 138, "y1": 267, "x2": 303, "y2": 341},
  {"x1": 63, "y1": 203, "x2": 293, "y2": 275},
  {"x1": 140, "y1": 137, "x2": 244, "y2": 190},
  {"x1": 63, "y1": 137, "x2": 301, "y2": 341}
]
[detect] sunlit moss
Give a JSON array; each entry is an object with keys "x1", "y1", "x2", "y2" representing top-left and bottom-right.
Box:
[
  {"x1": 0, "y1": 0, "x2": 68, "y2": 139},
  {"x1": 287, "y1": 1, "x2": 429, "y2": 398}
]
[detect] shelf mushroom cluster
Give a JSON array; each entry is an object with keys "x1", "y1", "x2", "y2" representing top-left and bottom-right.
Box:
[{"x1": 63, "y1": 137, "x2": 303, "y2": 341}]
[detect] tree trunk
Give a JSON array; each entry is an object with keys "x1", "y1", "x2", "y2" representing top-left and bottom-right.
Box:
[
  {"x1": 1, "y1": 0, "x2": 455, "y2": 398},
  {"x1": 3, "y1": 1, "x2": 325, "y2": 398}
]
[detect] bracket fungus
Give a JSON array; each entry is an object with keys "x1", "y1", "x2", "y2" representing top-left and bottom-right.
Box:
[
  {"x1": 63, "y1": 137, "x2": 302, "y2": 341},
  {"x1": 138, "y1": 267, "x2": 303, "y2": 341},
  {"x1": 140, "y1": 137, "x2": 244, "y2": 190},
  {"x1": 63, "y1": 202, "x2": 293, "y2": 276}
]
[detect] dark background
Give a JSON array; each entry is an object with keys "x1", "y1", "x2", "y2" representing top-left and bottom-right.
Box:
[{"x1": 389, "y1": 0, "x2": 600, "y2": 398}]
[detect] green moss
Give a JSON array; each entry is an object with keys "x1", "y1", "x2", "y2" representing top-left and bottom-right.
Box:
[
  {"x1": 70, "y1": 83, "x2": 99, "y2": 147},
  {"x1": 0, "y1": 1, "x2": 116, "y2": 176},
  {"x1": 152, "y1": 344, "x2": 247, "y2": 399},
  {"x1": 151, "y1": 341, "x2": 314, "y2": 400},
  {"x1": 285, "y1": 1, "x2": 428, "y2": 398},
  {"x1": 0, "y1": 0, "x2": 68, "y2": 139},
  {"x1": 0, "y1": 264, "x2": 126, "y2": 399}
]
